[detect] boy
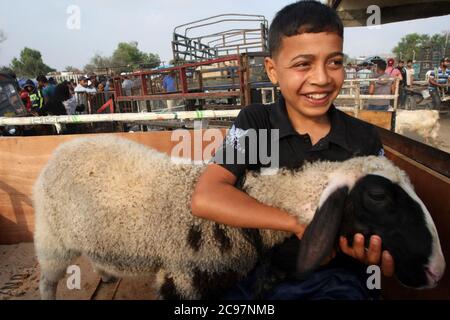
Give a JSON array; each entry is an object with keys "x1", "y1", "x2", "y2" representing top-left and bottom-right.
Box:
[{"x1": 191, "y1": 1, "x2": 394, "y2": 299}]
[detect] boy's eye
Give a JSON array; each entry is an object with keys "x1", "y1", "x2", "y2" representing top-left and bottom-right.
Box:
[
  {"x1": 292, "y1": 62, "x2": 310, "y2": 69},
  {"x1": 329, "y1": 60, "x2": 343, "y2": 68}
]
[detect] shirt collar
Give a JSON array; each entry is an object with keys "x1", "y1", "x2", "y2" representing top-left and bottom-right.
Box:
[{"x1": 269, "y1": 95, "x2": 352, "y2": 152}]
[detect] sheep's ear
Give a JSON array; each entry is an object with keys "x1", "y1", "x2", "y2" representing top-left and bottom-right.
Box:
[{"x1": 296, "y1": 185, "x2": 349, "y2": 280}]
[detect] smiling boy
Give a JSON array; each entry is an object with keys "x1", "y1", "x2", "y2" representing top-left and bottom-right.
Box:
[{"x1": 191, "y1": 1, "x2": 394, "y2": 299}]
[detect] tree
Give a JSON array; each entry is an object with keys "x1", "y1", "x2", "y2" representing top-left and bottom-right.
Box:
[
  {"x1": 111, "y1": 41, "x2": 160, "y2": 72},
  {"x1": 10, "y1": 47, "x2": 55, "y2": 78},
  {"x1": 83, "y1": 53, "x2": 112, "y2": 73},
  {"x1": 393, "y1": 32, "x2": 447, "y2": 61},
  {"x1": 83, "y1": 42, "x2": 161, "y2": 74},
  {"x1": 392, "y1": 33, "x2": 429, "y2": 61}
]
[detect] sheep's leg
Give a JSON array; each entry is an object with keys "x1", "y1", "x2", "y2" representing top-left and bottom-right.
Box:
[
  {"x1": 155, "y1": 269, "x2": 199, "y2": 300},
  {"x1": 38, "y1": 251, "x2": 78, "y2": 300},
  {"x1": 93, "y1": 266, "x2": 117, "y2": 283}
]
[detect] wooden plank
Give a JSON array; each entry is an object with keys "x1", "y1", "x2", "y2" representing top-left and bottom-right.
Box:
[
  {"x1": 382, "y1": 146, "x2": 450, "y2": 299},
  {"x1": 343, "y1": 110, "x2": 393, "y2": 130},
  {"x1": 378, "y1": 126, "x2": 450, "y2": 178}
]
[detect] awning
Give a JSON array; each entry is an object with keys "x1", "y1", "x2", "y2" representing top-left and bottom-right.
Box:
[{"x1": 328, "y1": 0, "x2": 450, "y2": 27}]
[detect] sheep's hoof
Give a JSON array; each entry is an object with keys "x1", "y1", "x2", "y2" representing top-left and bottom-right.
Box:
[{"x1": 101, "y1": 274, "x2": 117, "y2": 283}]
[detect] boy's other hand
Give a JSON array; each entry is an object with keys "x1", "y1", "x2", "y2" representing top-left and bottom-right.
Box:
[{"x1": 339, "y1": 233, "x2": 395, "y2": 277}]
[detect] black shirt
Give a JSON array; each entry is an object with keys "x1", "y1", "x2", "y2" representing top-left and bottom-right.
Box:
[
  {"x1": 212, "y1": 96, "x2": 385, "y2": 280},
  {"x1": 213, "y1": 95, "x2": 384, "y2": 181}
]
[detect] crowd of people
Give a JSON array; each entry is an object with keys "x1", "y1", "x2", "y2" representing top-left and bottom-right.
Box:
[
  {"x1": 344, "y1": 57, "x2": 449, "y2": 110},
  {"x1": 18, "y1": 74, "x2": 116, "y2": 116}
]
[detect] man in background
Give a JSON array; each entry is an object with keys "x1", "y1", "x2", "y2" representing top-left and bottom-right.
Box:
[
  {"x1": 368, "y1": 60, "x2": 395, "y2": 111},
  {"x1": 357, "y1": 62, "x2": 372, "y2": 94},
  {"x1": 162, "y1": 71, "x2": 178, "y2": 111}
]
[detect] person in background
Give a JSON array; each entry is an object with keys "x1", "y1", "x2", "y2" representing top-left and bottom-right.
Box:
[
  {"x1": 37, "y1": 75, "x2": 55, "y2": 104},
  {"x1": 74, "y1": 76, "x2": 97, "y2": 113},
  {"x1": 397, "y1": 60, "x2": 407, "y2": 106},
  {"x1": 356, "y1": 62, "x2": 372, "y2": 94},
  {"x1": 63, "y1": 81, "x2": 77, "y2": 115},
  {"x1": 345, "y1": 62, "x2": 356, "y2": 79},
  {"x1": 385, "y1": 58, "x2": 402, "y2": 80},
  {"x1": 162, "y1": 70, "x2": 178, "y2": 111},
  {"x1": 97, "y1": 82, "x2": 105, "y2": 93},
  {"x1": 39, "y1": 83, "x2": 71, "y2": 116},
  {"x1": 368, "y1": 60, "x2": 395, "y2": 111},
  {"x1": 405, "y1": 60, "x2": 415, "y2": 87},
  {"x1": 105, "y1": 78, "x2": 114, "y2": 92},
  {"x1": 89, "y1": 74, "x2": 98, "y2": 89},
  {"x1": 74, "y1": 76, "x2": 97, "y2": 94},
  {"x1": 24, "y1": 79, "x2": 44, "y2": 113},
  {"x1": 428, "y1": 58, "x2": 450, "y2": 108},
  {"x1": 19, "y1": 80, "x2": 33, "y2": 112},
  {"x1": 121, "y1": 76, "x2": 133, "y2": 96}
]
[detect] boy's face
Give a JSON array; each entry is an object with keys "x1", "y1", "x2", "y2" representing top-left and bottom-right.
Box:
[{"x1": 265, "y1": 32, "x2": 344, "y2": 119}]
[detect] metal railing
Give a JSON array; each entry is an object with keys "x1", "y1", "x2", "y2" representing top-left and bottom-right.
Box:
[{"x1": 172, "y1": 14, "x2": 268, "y2": 63}]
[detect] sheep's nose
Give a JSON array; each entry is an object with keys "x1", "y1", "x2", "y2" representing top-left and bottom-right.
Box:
[
  {"x1": 425, "y1": 262, "x2": 445, "y2": 286},
  {"x1": 425, "y1": 268, "x2": 441, "y2": 287}
]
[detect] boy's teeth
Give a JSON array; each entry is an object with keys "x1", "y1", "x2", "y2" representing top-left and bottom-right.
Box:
[{"x1": 306, "y1": 93, "x2": 328, "y2": 100}]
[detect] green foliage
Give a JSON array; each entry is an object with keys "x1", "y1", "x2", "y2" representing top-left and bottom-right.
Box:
[
  {"x1": 84, "y1": 42, "x2": 161, "y2": 73},
  {"x1": 393, "y1": 32, "x2": 447, "y2": 61},
  {"x1": 9, "y1": 47, "x2": 55, "y2": 78}
]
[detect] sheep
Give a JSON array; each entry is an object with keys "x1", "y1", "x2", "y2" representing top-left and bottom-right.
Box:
[
  {"x1": 395, "y1": 110, "x2": 440, "y2": 145},
  {"x1": 33, "y1": 135, "x2": 446, "y2": 300}
]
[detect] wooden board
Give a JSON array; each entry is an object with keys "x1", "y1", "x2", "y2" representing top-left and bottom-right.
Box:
[{"x1": 343, "y1": 110, "x2": 393, "y2": 130}]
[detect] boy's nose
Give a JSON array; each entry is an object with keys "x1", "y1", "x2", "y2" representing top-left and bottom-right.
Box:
[{"x1": 309, "y1": 66, "x2": 332, "y2": 86}]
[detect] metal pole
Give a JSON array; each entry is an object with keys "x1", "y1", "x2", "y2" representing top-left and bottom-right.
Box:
[{"x1": 0, "y1": 110, "x2": 241, "y2": 126}]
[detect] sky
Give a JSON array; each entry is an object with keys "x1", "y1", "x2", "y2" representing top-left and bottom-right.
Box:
[{"x1": 0, "y1": 0, "x2": 449, "y2": 71}]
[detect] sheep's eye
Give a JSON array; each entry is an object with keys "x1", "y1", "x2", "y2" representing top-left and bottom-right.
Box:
[{"x1": 367, "y1": 189, "x2": 387, "y2": 202}]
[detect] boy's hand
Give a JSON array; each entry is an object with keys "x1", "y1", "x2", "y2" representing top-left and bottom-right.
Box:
[{"x1": 339, "y1": 233, "x2": 395, "y2": 277}]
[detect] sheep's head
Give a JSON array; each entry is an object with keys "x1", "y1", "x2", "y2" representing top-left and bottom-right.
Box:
[{"x1": 297, "y1": 173, "x2": 446, "y2": 289}]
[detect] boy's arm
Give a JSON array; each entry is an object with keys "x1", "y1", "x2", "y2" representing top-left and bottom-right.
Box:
[
  {"x1": 368, "y1": 83, "x2": 375, "y2": 95},
  {"x1": 191, "y1": 163, "x2": 306, "y2": 238}
]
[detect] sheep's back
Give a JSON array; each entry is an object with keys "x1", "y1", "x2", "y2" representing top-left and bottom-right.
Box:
[{"x1": 33, "y1": 136, "x2": 205, "y2": 268}]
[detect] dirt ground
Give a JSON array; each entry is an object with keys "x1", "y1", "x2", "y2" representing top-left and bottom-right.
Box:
[{"x1": 0, "y1": 243, "x2": 158, "y2": 300}]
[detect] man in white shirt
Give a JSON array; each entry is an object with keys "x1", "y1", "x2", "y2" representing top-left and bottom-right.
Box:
[
  {"x1": 74, "y1": 76, "x2": 96, "y2": 113},
  {"x1": 74, "y1": 76, "x2": 97, "y2": 94},
  {"x1": 357, "y1": 62, "x2": 373, "y2": 94},
  {"x1": 405, "y1": 60, "x2": 415, "y2": 87},
  {"x1": 345, "y1": 63, "x2": 356, "y2": 79}
]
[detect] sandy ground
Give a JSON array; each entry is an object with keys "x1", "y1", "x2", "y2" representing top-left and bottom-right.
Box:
[{"x1": 0, "y1": 243, "x2": 158, "y2": 300}]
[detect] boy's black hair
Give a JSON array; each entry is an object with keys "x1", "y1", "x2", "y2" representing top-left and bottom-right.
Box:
[
  {"x1": 376, "y1": 60, "x2": 387, "y2": 71},
  {"x1": 407, "y1": 59, "x2": 413, "y2": 64},
  {"x1": 268, "y1": 1, "x2": 343, "y2": 57}
]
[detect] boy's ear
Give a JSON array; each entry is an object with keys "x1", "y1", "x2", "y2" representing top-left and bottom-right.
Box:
[{"x1": 264, "y1": 57, "x2": 278, "y2": 85}]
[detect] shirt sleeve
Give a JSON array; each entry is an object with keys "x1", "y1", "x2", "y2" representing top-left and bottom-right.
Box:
[
  {"x1": 367, "y1": 126, "x2": 385, "y2": 157},
  {"x1": 211, "y1": 108, "x2": 255, "y2": 179}
]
